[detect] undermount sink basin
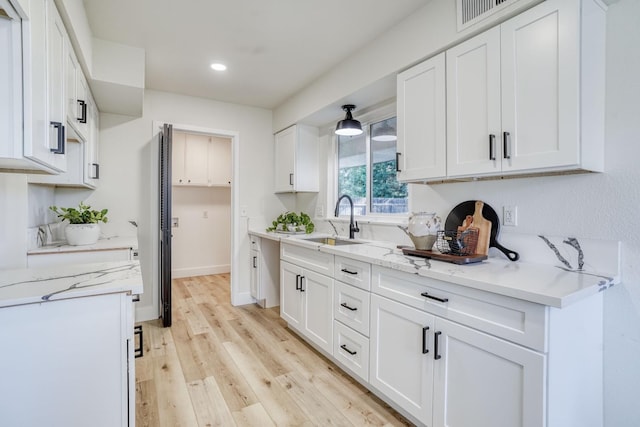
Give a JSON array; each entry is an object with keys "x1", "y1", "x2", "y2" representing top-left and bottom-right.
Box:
[{"x1": 302, "y1": 237, "x2": 363, "y2": 246}]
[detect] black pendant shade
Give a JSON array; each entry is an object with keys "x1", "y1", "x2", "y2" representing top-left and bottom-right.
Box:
[{"x1": 335, "y1": 104, "x2": 363, "y2": 136}]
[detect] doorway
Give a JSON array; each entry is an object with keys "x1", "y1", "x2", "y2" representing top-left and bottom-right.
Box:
[
  {"x1": 155, "y1": 121, "x2": 239, "y2": 327},
  {"x1": 171, "y1": 130, "x2": 232, "y2": 279}
]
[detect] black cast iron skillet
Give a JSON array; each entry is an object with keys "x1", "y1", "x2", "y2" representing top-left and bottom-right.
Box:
[{"x1": 445, "y1": 200, "x2": 519, "y2": 261}]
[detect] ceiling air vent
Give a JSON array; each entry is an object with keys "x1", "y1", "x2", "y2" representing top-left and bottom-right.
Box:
[{"x1": 457, "y1": 0, "x2": 519, "y2": 31}]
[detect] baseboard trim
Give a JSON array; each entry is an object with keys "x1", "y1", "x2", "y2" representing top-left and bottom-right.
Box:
[{"x1": 172, "y1": 265, "x2": 230, "y2": 279}]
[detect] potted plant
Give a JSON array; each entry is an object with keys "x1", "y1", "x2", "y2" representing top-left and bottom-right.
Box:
[
  {"x1": 50, "y1": 202, "x2": 109, "y2": 246},
  {"x1": 266, "y1": 211, "x2": 314, "y2": 234}
]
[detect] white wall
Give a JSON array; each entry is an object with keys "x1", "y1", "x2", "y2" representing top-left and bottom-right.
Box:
[
  {"x1": 0, "y1": 174, "x2": 28, "y2": 269},
  {"x1": 85, "y1": 89, "x2": 281, "y2": 321},
  {"x1": 273, "y1": 0, "x2": 542, "y2": 131},
  {"x1": 295, "y1": 1, "x2": 640, "y2": 425},
  {"x1": 171, "y1": 186, "x2": 231, "y2": 278}
]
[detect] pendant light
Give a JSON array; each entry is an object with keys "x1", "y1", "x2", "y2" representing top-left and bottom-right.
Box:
[{"x1": 335, "y1": 104, "x2": 363, "y2": 136}]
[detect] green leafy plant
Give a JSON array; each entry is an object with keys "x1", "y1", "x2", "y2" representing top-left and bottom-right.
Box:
[
  {"x1": 266, "y1": 211, "x2": 314, "y2": 234},
  {"x1": 50, "y1": 202, "x2": 109, "y2": 224}
]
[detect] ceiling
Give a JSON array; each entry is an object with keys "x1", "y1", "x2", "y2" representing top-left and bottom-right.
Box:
[{"x1": 82, "y1": 0, "x2": 431, "y2": 110}]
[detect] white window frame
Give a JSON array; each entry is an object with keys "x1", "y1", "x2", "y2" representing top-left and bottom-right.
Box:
[{"x1": 330, "y1": 103, "x2": 411, "y2": 225}]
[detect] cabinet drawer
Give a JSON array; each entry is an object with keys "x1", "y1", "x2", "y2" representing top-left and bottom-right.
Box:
[
  {"x1": 333, "y1": 321, "x2": 369, "y2": 383},
  {"x1": 334, "y1": 256, "x2": 371, "y2": 290},
  {"x1": 371, "y1": 265, "x2": 547, "y2": 352},
  {"x1": 281, "y1": 242, "x2": 334, "y2": 276},
  {"x1": 334, "y1": 281, "x2": 370, "y2": 337}
]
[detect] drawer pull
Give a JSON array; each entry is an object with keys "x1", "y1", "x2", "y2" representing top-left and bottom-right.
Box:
[
  {"x1": 340, "y1": 302, "x2": 357, "y2": 311},
  {"x1": 300, "y1": 276, "x2": 305, "y2": 292},
  {"x1": 422, "y1": 326, "x2": 430, "y2": 354},
  {"x1": 134, "y1": 325, "x2": 143, "y2": 358},
  {"x1": 434, "y1": 331, "x2": 442, "y2": 360},
  {"x1": 420, "y1": 292, "x2": 449, "y2": 303},
  {"x1": 340, "y1": 344, "x2": 357, "y2": 356},
  {"x1": 340, "y1": 268, "x2": 358, "y2": 275},
  {"x1": 295, "y1": 274, "x2": 301, "y2": 291}
]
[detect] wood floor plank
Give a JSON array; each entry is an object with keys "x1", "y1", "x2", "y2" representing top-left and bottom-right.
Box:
[
  {"x1": 152, "y1": 352, "x2": 199, "y2": 427},
  {"x1": 198, "y1": 300, "x2": 240, "y2": 343},
  {"x1": 135, "y1": 273, "x2": 410, "y2": 426},
  {"x1": 232, "y1": 402, "x2": 277, "y2": 427},
  {"x1": 182, "y1": 296, "x2": 212, "y2": 335},
  {"x1": 194, "y1": 332, "x2": 259, "y2": 411},
  {"x1": 227, "y1": 313, "x2": 290, "y2": 377},
  {"x1": 275, "y1": 370, "x2": 353, "y2": 426},
  {"x1": 170, "y1": 319, "x2": 208, "y2": 383},
  {"x1": 223, "y1": 340, "x2": 310, "y2": 426},
  {"x1": 313, "y1": 371, "x2": 410, "y2": 427},
  {"x1": 187, "y1": 377, "x2": 237, "y2": 427},
  {"x1": 135, "y1": 380, "x2": 159, "y2": 427}
]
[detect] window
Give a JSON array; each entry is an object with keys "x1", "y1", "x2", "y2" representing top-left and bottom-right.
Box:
[{"x1": 336, "y1": 117, "x2": 408, "y2": 216}]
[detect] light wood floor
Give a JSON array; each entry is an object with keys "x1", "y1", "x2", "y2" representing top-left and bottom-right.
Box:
[{"x1": 135, "y1": 274, "x2": 412, "y2": 427}]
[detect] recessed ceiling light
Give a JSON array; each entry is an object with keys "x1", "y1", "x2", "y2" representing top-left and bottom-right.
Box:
[{"x1": 210, "y1": 63, "x2": 227, "y2": 71}]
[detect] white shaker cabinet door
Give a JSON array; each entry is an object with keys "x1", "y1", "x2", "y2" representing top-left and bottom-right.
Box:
[
  {"x1": 500, "y1": 0, "x2": 580, "y2": 172},
  {"x1": 397, "y1": 52, "x2": 446, "y2": 182},
  {"x1": 274, "y1": 125, "x2": 296, "y2": 192},
  {"x1": 446, "y1": 26, "x2": 501, "y2": 177},
  {"x1": 46, "y1": 1, "x2": 68, "y2": 171},
  {"x1": 370, "y1": 294, "x2": 435, "y2": 424},
  {"x1": 280, "y1": 260, "x2": 303, "y2": 329},
  {"x1": 301, "y1": 269, "x2": 334, "y2": 355},
  {"x1": 432, "y1": 318, "x2": 545, "y2": 427}
]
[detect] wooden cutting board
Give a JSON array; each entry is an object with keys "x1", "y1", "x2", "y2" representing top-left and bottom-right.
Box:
[{"x1": 472, "y1": 201, "x2": 491, "y2": 256}]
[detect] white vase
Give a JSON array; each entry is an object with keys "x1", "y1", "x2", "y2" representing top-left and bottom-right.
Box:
[{"x1": 65, "y1": 223, "x2": 101, "y2": 246}]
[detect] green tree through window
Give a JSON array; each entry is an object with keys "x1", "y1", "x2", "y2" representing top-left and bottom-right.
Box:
[{"x1": 337, "y1": 117, "x2": 407, "y2": 216}]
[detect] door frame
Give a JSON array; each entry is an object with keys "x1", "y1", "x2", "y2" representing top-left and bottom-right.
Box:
[{"x1": 151, "y1": 121, "x2": 240, "y2": 319}]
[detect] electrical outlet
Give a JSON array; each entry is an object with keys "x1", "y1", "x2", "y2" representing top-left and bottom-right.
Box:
[
  {"x1": 315, "y1": 206, "x2": 324, "y2": 217},
  {"x1": 503, "y1": 205, "x2": 517, "y2": 226},
  {"x1": 203, "y1": 210, "x2": 208, "y2": 219},
  {"x1": 240, "y1": 206, "x2": 248, "y2": 217}
]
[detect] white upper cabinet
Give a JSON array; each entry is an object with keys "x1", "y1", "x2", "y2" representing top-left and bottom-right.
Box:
[
  {"x1": 46, "y1": 0, "x2": 67, "y2": 171},
  {"x1": 274, "y1": 124, "x2": 319, "y2": 193},
  {"x1": 0, "y1": 0, "x2": 70, "y2": 173},
  {"x1": 397, "y1": 52, "x2": 446, "y2": 182},
  {"x1": 65, "y1": 44, "x2": 89, "y2": 141},
  {"x1": 208, "y1": 136, "x2": 232, "y2": 186},
  {"x1": 172, "y1": 131, "x2": 209, "y2": 186},
  {"x1": 446, "y1": 27, "x2": 502, "y2": 177},
  {"x1": 446, "y1": 0, "x2": 605, "y2": 178},
  {"x1": 173, "y1": 131, "x2": 231, "y2": 187},
  {"x1": 84, "y1": 93, "x2": 100, "y2": 187}
]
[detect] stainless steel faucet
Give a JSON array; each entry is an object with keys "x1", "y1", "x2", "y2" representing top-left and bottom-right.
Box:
[{"x1": 334, "y1": 195, "x2": 360, "y2": 239}]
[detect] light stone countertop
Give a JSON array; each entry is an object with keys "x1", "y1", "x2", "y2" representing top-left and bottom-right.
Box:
[
  {"x1": 248, "y1": 230, "x2": 619, "y2": 308},
  {"x1": 0, "y1": 260, "x2": 143, "y2": 308},
  {"x1": 27, "y1": 236, "x2": 138, "y2": 255}
]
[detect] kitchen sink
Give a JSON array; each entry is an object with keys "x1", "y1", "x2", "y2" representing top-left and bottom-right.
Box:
[{"x1": 302, "y1": 237, "x2": 364, "y2": 246}]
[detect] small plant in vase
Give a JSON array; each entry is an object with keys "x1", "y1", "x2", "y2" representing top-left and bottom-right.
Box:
[
  {"x1": 50, "y1": 202, "x2": 109, "y2": 246},
  {"x1": 266, "y1": 211, "x2": 314, "y2": 234}
]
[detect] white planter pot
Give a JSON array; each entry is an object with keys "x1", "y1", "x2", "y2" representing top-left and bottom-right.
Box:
[{"x1": 65, "y1": 223, "x2": 101, "y2": 246}]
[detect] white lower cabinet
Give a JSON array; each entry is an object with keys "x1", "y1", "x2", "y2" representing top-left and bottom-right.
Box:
[
  {"x1": 370, "y1": 294, "x2": 435, "y2": 423},
  {"x1": 0, "y1": 292, "x2": 135, "y2": 426},
  {"x1": 370, "y1": 292, "x2": 545, "y2": 427},
  {"x1": 281, "y1": 247, "x2": 602, "y2": 427},
  {"x1": 280, "y1": 260, "x2": 334, "y2": 354},
  {"x1": 432, "y1": 318, "x2": 545, "y2": 427}
]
